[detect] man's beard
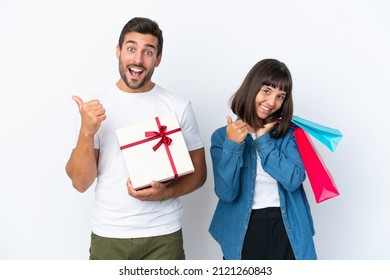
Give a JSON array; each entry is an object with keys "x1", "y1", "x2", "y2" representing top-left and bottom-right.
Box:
[{"x1": 118, "y1": 60, "x2": 155, "y2": 90}]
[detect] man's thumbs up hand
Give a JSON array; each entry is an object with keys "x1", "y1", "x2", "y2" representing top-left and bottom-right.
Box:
[{"x1": 72, "y1": 95, "x2": 106, "y2": 136}]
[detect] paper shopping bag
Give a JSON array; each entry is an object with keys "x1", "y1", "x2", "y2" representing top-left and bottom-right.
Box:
[
  {"x1": 292, "y1": 115, "x2": 343, "y2": 152},
  {"x1": 294, "y1": 127, "x2": 340, "y2": 203}
]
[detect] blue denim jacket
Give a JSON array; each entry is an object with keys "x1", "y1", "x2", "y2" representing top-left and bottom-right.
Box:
[{"x1": 209, "y1": 126, "x2": 317, "y2": 260}]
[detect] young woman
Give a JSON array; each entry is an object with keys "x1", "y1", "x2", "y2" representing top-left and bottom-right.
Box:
[{"x1": 209, "y1": 58, "x2": 316, "y2": 260}]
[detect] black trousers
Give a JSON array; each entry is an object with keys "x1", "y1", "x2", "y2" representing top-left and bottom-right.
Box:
[{"x1": 241, "y1": 207, "x2": 295, "y2": 260}]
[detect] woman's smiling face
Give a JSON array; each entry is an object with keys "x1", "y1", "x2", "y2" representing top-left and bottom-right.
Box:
[{"x1": 254, "y1": 85, "x2": 286, "y2": 119}]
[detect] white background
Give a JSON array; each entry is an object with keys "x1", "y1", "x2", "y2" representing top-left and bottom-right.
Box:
[{"x1": 0, "y1": 0, "x2": 389, "y2": 260}]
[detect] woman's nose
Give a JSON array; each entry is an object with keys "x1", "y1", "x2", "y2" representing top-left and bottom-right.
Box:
[{"x1": 267, "y1": 96, "x2": 277, "y2": 107}]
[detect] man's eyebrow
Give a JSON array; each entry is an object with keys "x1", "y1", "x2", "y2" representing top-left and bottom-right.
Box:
[
  {"x1": 124, "y1": 40, "x2": 156, "y2": 50},
  {"x1": 144, "y1": 43, "x2": 156, "y2": 50},
  {"x1": 125, "y1": 40, "x2": 137, "y2": 45}
]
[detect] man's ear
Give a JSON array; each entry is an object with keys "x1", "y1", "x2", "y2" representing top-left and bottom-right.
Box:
[
  {"x1": 155, "y1": 53, "x2": 162, "y2": 67},
  {"x1": 116, "y1": 44, "x2": 121, "y2": 59}
]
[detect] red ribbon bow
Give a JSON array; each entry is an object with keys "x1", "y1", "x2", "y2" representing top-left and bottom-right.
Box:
[{"x1": 145, "y1": 125, "x2": 173, "y2": 151}]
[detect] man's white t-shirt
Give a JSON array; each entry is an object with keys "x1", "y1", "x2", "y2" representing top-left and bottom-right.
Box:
[{"x1": 74, "y1": 84, "x2": 203, "y2": 238}]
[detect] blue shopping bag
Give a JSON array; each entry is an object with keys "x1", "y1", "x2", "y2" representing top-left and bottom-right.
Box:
[{"x1": 292, "y1": 115, "x2": 343, "y2": 152}]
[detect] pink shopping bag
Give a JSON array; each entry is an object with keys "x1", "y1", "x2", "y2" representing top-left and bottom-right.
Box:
[{"x1": 294, "y1": 127, "x2": 340, "y2": 203}]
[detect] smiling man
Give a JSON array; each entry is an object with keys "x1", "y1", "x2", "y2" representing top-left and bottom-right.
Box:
[
  {"x1": 66, "y1": 17, "x2": 207, "y2": 260},
  {"x1": 117, "y1": 31, "x2": 161, "y2": 92}
]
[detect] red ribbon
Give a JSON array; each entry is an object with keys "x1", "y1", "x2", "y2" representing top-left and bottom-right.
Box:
[
  {"x1": 145, "y1": 125, "x2": 173, "y2": 151},
  {"x1": 120, "y1": 117, "x2": 181, "y2": 178}
]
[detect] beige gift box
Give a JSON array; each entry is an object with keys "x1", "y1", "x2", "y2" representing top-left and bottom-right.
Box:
[{"x1": 116, "y1": 112, "x2": 194, "y2": 189}]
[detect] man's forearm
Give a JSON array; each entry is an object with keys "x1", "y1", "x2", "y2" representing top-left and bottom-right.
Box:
[{"x1": 66, "y1": 135, "x2": 98, "y2": 193}]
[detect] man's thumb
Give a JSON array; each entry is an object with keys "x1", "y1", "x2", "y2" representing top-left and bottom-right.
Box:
[{"x1": 72, "y1": 95, "x2": 84, "y2": 110}]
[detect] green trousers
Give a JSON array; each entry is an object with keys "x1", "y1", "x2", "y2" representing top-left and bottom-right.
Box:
[{"x1": 89, "y1": 229, "x2": 185, "y2": 260}]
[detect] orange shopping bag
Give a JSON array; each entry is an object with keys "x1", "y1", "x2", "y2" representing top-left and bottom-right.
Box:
[{"x1": 294, "y1": 127, "x2": 340, "y2": 203}]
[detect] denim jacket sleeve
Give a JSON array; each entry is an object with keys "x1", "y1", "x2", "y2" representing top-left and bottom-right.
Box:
[
  {"x1": 254, "y1": 130, "x2": 306, "y2": 192},
  {"x1": 210, "y1": 127, "x2": 245, "y2": 202}
]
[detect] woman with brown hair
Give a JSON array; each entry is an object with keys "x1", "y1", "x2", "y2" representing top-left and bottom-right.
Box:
[{"x1": 209, "y1": 58, "x2": 316, "y2": 260}]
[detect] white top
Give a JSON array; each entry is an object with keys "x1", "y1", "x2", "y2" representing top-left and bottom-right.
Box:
[
  {"x1": 73, "y1": 84, "x2": 204, "y2": 238},
  {"x1": 251, "y1": 133, "x2": 280, "y2": 209}
]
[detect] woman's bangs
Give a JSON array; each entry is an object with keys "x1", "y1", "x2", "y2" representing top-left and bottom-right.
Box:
[{"x1": 264, "y1": 73, "x2": 291, "y2": 93}]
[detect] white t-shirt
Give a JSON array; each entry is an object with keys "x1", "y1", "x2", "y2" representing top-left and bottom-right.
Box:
[
  {"x1": 251, "y1": 133, "x2": 280, "y2": 209},
  {"x1": 74, "y1": 84, "x2": 204, "y2": 238}
]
